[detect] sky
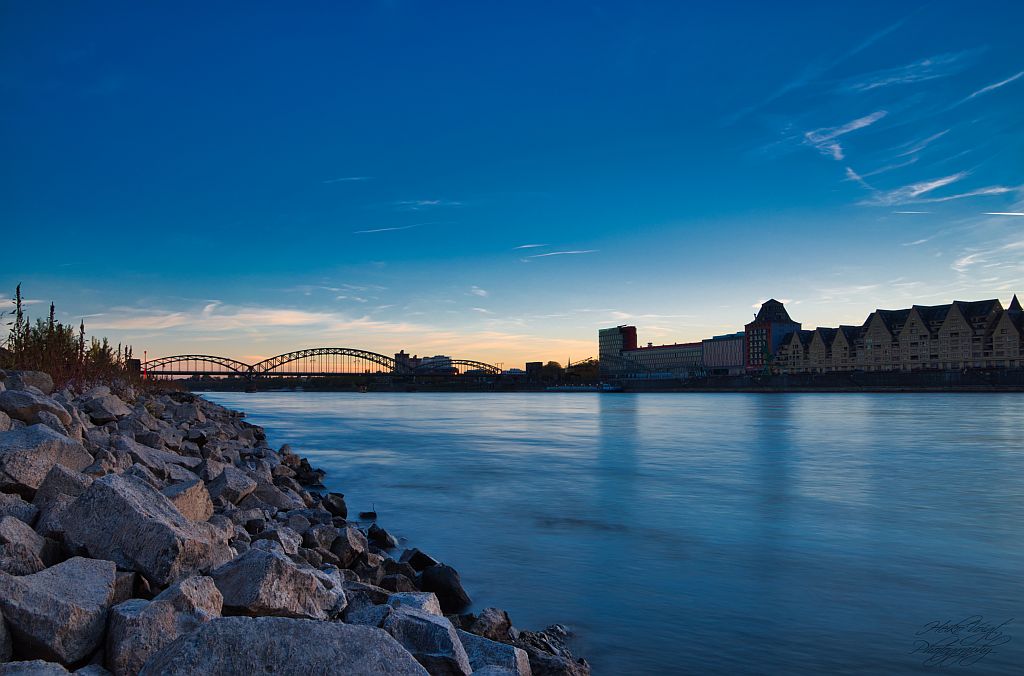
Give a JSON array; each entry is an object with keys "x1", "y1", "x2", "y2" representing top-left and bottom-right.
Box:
[{"x1": 2, "y1": 1, "x2": 1023, "y2": 367}]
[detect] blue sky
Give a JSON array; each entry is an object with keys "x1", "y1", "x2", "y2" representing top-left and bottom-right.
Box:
[{"x1": 2, "y1": 1, "x2": 1022, "y2": 365}]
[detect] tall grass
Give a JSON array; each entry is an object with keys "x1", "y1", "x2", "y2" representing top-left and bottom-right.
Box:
[{"x1": 1, "y1": 284, "x2": 141, "y2": 389}]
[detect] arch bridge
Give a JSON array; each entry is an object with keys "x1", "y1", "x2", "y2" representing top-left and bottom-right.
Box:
[{"x1": 142, "y1": 348, "x2": 502, "y2": 379}]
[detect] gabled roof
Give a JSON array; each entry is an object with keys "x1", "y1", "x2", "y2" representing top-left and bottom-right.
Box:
[
  {"x1": 793, "y1": 329, "x2": 814, "y2": 345},
  {"x1": 867, "y1": 308, "x2": 911, "y2": 334},
  {"x1": 951, "y1": 299, "x2": 1002, "y2": 323},
  {"x1": 812, "y1": 327, "x2": 837, "y2": 344},
  {"x1": 835, "y1": 325, "x2": 862, "y2": 342},
  {"x1": 912, "y1": 303, "x2": 952, "y2": 327},
  {"x1": 1008, "y1": 294, "x2": 1022, "y2": 314}
]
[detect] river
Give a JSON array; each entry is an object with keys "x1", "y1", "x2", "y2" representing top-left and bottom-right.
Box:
[{"x1": 203, "y1": 391, "x2": 1023, "y2": 674}]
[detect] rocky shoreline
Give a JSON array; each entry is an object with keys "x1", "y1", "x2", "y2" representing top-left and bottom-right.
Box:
[{"x1": 0, "y1": 370, "x2": 590, "y2": 675}]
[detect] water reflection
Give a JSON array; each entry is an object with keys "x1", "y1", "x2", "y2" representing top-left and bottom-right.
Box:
[{"x1": 206, "y1": 391, "x2": 1024, "y2": 675}]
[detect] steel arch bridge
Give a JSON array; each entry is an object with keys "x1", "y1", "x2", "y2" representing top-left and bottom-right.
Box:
[{"x1": 142, "y1": 348, "x2": 502, "y2": 378}]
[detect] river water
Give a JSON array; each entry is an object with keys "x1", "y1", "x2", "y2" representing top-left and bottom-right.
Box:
[{"x1": 204, "y1": 391, "x2": 1023, "y2": 674}]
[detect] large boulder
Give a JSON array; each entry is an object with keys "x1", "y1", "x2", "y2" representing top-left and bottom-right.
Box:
[
  {"x1": 62, "y1": 474, "x2": 232, "y2": 586},
  {"x1": 329, "y1": 526, "x2": 367, "y2": 567},
  {"x1": 210, "y1": 548, "x2": 341, "y2": 620},
  {"x1": 4, "y1": 372, "x2": 55, "y2": 396},
  {"x1": 160, "y1": 480, "x2": 213, "y2": 522},
  {"x1": 82, "y1": 395, "x2": 132, "y2": 425},
  {"x1": 0, "y1": 493, "x2": 38, "y2": 526},
  {"x1": 105, "y1": 576, "x2": 222, "y2": 676},
  {"x1": 0, "y1": 557, "x2": 116, "y2": 665},
  {"x1": 0, "y1": 391, "x2": 70, "y2": 428},
  {"x1": 206, "y1": 466, "x2": 256, "y2": 504},
  {"x1": 31, "y1": 465, "x2": 93, "y2": 510},
  {"x1": 1, "y1": 410, "x2": 12, "y2": 432},
  {"x1": 354, "y1": 605, "x2": 472, "y2": 676},
  {"x1": 111, "y1": 437, "x2": 200, "y2": 475},
  {"x1": 0, "y1": 516, "x2": 46, "y2": 575},
  {"x1": 458, "y1": 630, "x2": 532, "y2": 676},
  {"x1": 471, "y1": 607, "x2": 515, "y2": 642},
  {"x1": 388, "y1": 592, "x2": 443, "y2": 617},
  {"x1": 418, "y1": 564, "x2": 472, "y2": 614},
  {"x1": 0, "y1": 426, "x2": 92, "y2": 498},
  {"x1": 139, "y1": 616, "x2": 427, "y2": 675}
]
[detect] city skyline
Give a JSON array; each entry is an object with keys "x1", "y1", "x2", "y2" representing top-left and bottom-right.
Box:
[{"x1": 3, "y1": 1, "x2": 1023, "y2": 365}]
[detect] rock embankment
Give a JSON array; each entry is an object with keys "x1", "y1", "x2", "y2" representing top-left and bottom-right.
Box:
[{"x1": 0, "y1": 370, "x2": 590, "y2": 675}]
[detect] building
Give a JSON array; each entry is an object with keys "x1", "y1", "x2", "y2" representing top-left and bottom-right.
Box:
[
  {"x1": 774, "y1": 295, "x2": 1022, "y2": 374},
  {"x1": 744, "y1": 299, "x2": 801, "y2": 373},
  {"x1": 598, "y1": 325, "x2": 702, "y2": 378},
  {"x1": 599, "y1": 325, "x2": 637, "y2": 378},
  {"x1": 625, "y1": 341, "x2": 703, "y2": 377},
  {"x1": 598, "y1": 294, "x2": 1023, "y2": 380},
  {"x1": 701, "y1": 332, "x2": 745, "y2": 375}
]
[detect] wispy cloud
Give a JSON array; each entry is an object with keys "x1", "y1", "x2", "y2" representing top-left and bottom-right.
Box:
[
  {"x1": 844, "y1": 167, "x2": 873, "y2": 190},
  {"x1": 471, "y1": 307, "x2": 493, "y2": 314},
  {"x1": 914, "y1": 186, "x2": 1013, "y2": 203},
  {"x1": 859, "y1": 172, "x2": 967, "y2": 206},
  {"x1": 725, "y1": 16, "x2": 907, "y2": 124},
  {"x1": 984, "y1": 212, "x2": 1024, "y2": 216},
  {"x1": 894, "y1": 129, "x2": 949, "y2": 158},
  {"x1": 961, "y1": 70, "x2": 1024, "y2": 102},
  {"x1": 353, "y1": 222, "x2": 434, "y2": 234},
  {"x1": 470, "y1": 286, "x2": 488, "y2": 297},
  {"x1": 323, "y1": 176, "x2": 371, "y2": 183},
  {"x1": 902, "y1": 237, "x2": 933, "y2": 246},
  {"x1": 513, "y1": 244, "x2": 548, "y2": 249},
  {"x1": 395, "y1": 199, "x2": 462, "y2": 210},
  {"x1": 522, "y1": 250, "x2": 598, "y2": 260},
  {"x1": 893, "y1": 211, "x2": 930, "y2": 214},
  {"x1": 845, "y1": 52, "x2": 973, "y2": 92},
  {"x1": 805, "y1": 111, "x2": 887, "y2": 160}
]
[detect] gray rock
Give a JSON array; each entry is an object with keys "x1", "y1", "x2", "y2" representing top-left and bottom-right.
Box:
[
  {"x1": 0, "y1": 410, "x2": 10, "y2": 432},
  {"x1": 250, "y1": 526, "x2": 301, "y2": 556},
  {"x1": 369, "y1": 523, "x2": 399, "y2": 548},
  {"x1": 82, "y1": 395, "x2": 131, "y2": 425},
  {"x1": 111, "y1": 436, "x2": 200, "y2": 475},
  {"x1": 381, "y1": 606, "x2": 472, "y2": 676},
  {"x1": 251, "y1": 481, "x2": 304, "y2": 511},
  {"x1": 471, "y1": 607, "x2": 515, "y2": 642},
  {"x1": 210, "y1": 548, "x2": 341, "y2": 620},
  {"x1": 73, "y1": 664, "x2": 110, "y2": 675},
  {"x1": 62, "y1": 474, "x2": 232, "y2": 586},
  {"x1": 33, "y1": 412, "x2": 67, "y2": 437},
  {"x1": 0, "y1": 391, "x2": 71, "y2": 428},
  {"x1": 0, "y1": 492, "x2": 38, "y2": 526},
  {"x1": 0, "y1": 661, "x2": 70, "y2": 675},
  {"x1": 0, "y1": 515, "x2": 45, "y2": 558},
  {"x1": 419, "y1": 564, "x2": 472, "y2": 614},
  {"x1": 329, "y1": 525, "x2": 367, "y2": 567},
  {"x1": 123, "y1": 464, "x2": 161, "y2": 488},
  {"x1": 206, "y1": 466, "x2": 256, "y2": 504},
  {"x1": 31, "y1": 465, "x2": 93, "y2": 510},
  {"x1": 0, "y1": 426, "x2": 92, "y2": 498},
  {"x1": 301, "y1": 523, "x2": 337, "y2": 551},
  {"x1": 160, "y1": 480, "x2": 213, "y2": 522},
  {"x1": 105, "y1": 576, "x2": 221, "y2": 676},
  {"x1": 32, "y1": 494, "x2": 74, "y2": 542},
  {"x1": 5, "y1": 372, "x2": 55, "y2": 396},
  {"x1": 388, "y1": 592, "x2": 443, "y2": 616},
  {"x1": 138, "y1": 616, "x2": 427, "y2": 675},
  {"x1": 0, "y1": 557, "x2": 116, "y2": 665},
  {"x1": 458, "y1": 630, "x2": 532, "y2": 676}
]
